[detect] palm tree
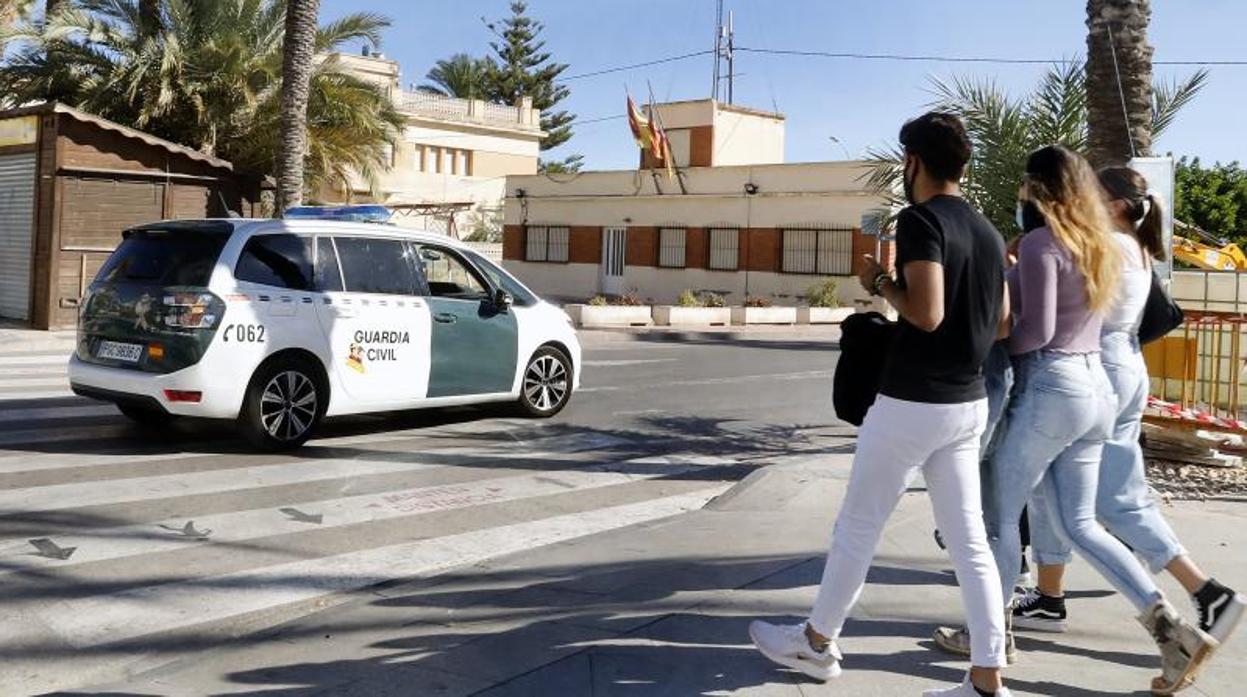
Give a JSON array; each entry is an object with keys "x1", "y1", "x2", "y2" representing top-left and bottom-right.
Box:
[
  {"x1": 419, "y1": 53, "x2": 489, "y2": 98},
  {"x1": 277, "y1": 0, "x2": 321, "y2": 213},
  {"x1": 864, "y1": 60, "x2": 1206, "y2": 235},
  {"x1": 0, "y1": 1, "x2": 402, "y2": 199},
  {"x1": 1085, "y1": 0, "x2": 1154, "y2": 167}
]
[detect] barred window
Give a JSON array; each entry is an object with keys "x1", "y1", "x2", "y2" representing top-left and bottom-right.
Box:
[
  {"x1": 782, "y1": 228, "x2": 853, "y2": 275},
  {"x1": 658, "y1": 228, "x2": 686, "y2": 268},
  {"x1": 525, "y1": 226, "x2": 570, "y2": 263},
  {"x1": 708, "y1": 228, "x2": 739, "y2": 270}
]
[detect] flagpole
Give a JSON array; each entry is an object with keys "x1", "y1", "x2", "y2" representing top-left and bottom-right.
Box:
[{"x1": 646, "y1": 81, "x2": 686, "y2": 194}]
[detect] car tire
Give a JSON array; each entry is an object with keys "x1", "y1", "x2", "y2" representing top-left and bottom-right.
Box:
[
  {"x1": 517, "y1": 346, "x2": 573, "y2": 418},
  {"x1": 117, "y1": 403, "x2": 179, "y2": 427},
  {"x1": 238, "y1": 357, "x2": 325, "y2": 451}
]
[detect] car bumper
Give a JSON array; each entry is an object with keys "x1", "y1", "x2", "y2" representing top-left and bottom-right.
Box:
[{"x1": 68, "y1": 354, "x2": 246, "y2": 418}]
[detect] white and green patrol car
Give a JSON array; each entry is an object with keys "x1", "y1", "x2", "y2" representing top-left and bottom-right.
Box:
[{"x1": 68, "y1": 213, "x2": 581, "y2": 450}]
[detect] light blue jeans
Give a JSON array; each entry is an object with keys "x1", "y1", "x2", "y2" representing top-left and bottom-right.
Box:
[
  {"x1": 1029, "y1": 332, "x2": 1188, "y2": 573},
  {"x1": 988, "y1": 351, "x2": 1163, "y2": 613},
  {"x1": 979, "y1": 342, "x2": 1014, "y2": 529}
]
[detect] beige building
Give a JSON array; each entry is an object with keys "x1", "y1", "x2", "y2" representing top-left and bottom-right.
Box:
[
  {"x1": 502, "y1": 99, "x2": 891, "y2": 306},
  {"x1": 322, "y1": 51, "x2": 545, "y2": 236}
]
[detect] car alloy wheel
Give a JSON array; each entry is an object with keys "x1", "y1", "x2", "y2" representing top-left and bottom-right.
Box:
[
  {"x1": 260, "y1": 370, "x2": 318, "y2": 442},
  {"x1": 523, "y1": 353, "x2": 568, "y2": 414}
]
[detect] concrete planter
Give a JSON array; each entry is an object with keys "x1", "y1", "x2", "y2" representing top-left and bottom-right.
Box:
[
  {"x1": 565, "y1": 304, "x2": 653, "y2": 327},
  {"x1": 797, "y1": 306, "x2": 854, "y2": 325},
  {"x1": 730, "y1": 306, "x2": 798, "y2": 326},
  {"x1": 652, "y1": 306, "x2": 731, "y2": 327}
]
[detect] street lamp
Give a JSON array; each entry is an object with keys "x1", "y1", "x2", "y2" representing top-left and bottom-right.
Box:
[{"x1": 828, "y1": 136, "x2": 852, "y2": 160}]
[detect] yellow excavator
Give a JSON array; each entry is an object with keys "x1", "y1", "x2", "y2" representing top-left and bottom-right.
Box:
[{"x1": 1172, "y1": 220, "x2": 1247, "y2": 271}]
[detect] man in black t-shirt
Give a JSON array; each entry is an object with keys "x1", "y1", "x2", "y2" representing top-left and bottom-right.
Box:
[{"x1": 750, "y1": 113, "x2": 1013, "y2": 697}]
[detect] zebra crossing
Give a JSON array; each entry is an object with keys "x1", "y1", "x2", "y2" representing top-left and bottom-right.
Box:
[{"x1": 0, "y1": 344, "x2": 740, "y2": 695}]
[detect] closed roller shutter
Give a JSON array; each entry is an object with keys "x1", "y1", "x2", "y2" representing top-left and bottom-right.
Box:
[{"x1": 0, "y1": 152, "x2": 36, "y2": 320}]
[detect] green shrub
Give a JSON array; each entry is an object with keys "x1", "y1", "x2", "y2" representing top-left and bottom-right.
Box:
[
  {"x1": 616, "y1": 289, "x2": 647, "y2": 306},
  {"x1": 587, "y1": 295, "x2": 608, "y2": 306},
  {"x1": 805, "y1": 279, "x2": 840, "y2": 308},
  {"x1": 699, "y1": 292, "x2": 727, "y2": 308},
  {"x1": 677, "y1": 289, "x2": 701, "y2": 307}
]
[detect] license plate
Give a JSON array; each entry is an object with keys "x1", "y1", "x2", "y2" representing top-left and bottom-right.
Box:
[{"x1": 97, "y1": 340, "x2": 144, "y2": 363}]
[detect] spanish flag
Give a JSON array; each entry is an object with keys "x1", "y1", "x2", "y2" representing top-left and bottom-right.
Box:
[{"x1": 627, "y1": 94, "x2": 653, "y2": 152}]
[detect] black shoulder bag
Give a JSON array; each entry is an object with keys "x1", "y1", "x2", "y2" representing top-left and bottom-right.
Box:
[{"x1": 1136, "y1": 270, "x2": 1184, "y2": 345}]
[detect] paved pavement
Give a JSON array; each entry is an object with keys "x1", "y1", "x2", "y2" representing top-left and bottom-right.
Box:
[
  {"x1": 0, "y1": 328, "x2": 844, "y2": 695},
  {"x1": 3, "y1": 326, "x2": 1243, "y2": 696},
  {"x1": 73, "y1": 459, "x2": 1247, "y2": 697}
]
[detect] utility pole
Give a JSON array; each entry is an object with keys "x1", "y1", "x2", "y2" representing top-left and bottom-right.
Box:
[
  {"x1": 726, "y1": 10, "x2": 735, "y2": 104},
  {"x1": 711, "y1": 0, "x2": 723, "y2": 100},
  {"x1": 710, "y1": 2, "x2": 737, "y2": 103}
]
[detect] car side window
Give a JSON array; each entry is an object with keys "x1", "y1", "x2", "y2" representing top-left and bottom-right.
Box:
[
  {"x1": 334, "y1": 236, "x2": 420, "y2": 295},
  {"x1": 465, "y1": 251, "x2": 537, "y2": 307},
  {"x1": 234, "y1": 234, "x2": 314, "y2": 290},
  {"x1": 314, "y1": 237, "x2": 344, "y2": 292},
  {"x1": 415, "y1": 246, "x2": 490, "y2": 301}
]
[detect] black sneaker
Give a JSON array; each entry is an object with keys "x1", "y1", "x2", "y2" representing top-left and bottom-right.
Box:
[
  {"x1": 1011, "y1": 588, "x2": 1068, "y2": 633},
  {"x1": 1194, "y1": 578, "x2": 1246, "y2": 643}
]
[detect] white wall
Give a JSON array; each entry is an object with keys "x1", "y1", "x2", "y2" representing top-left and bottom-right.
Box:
[
  {"x1": 712, "y1": 109, "x2": 785, "y2": 166},
  {"x1": 402, "y1": 124, "x2": 540, "y2": 159},
  {"x1": 504, "y1": 260, "x2": 869, "y2": 308}
]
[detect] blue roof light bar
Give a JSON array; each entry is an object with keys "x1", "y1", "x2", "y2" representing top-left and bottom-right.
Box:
[{"x1": 285, "y1": 205, "x2": 394, "y2": 223}]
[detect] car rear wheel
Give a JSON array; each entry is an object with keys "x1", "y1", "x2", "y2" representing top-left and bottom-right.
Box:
[
  {"x1": 517, "y1": 347, "x2": 572, "y2": 418},
  {"x1": 239, "y1": 358, "x2": 324, "y2": 450},
  {"x1": 117, "y1": 403, "x2": 179, "y2": 427}
]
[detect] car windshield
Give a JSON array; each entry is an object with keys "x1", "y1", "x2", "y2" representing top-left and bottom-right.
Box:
[{"x1": 96, "y1": 228, "x2": 229, "y2": 287}]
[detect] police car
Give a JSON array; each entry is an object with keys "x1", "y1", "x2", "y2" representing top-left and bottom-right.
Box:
[{"x1": 68, "y1": 207, "x2": 581, "y2": 450}]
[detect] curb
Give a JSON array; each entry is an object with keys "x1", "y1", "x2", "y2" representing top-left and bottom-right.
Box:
[{"x1": 576, "y1": 325, "x2": 842, "y2": 346}]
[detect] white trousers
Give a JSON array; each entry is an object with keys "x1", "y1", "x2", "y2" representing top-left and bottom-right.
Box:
[{"x1": 808, "y1": 395, "x2": 1008, "y2": 668}]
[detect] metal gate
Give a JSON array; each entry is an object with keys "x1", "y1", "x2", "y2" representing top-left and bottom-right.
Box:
[
  {"x1": 0, "y1": 152, "x2": 36, "y2": 321},
  {"x1": 601, "y1": 226, "x2": 627, "y2": 296}
]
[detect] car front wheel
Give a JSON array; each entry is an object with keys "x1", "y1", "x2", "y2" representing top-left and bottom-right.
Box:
[
  {"x1": 239, "y1": 358, "x2": 324, "y2": 450},
  {"x1": 517, "y1": 347, "x2": 572, "y2": 418}
]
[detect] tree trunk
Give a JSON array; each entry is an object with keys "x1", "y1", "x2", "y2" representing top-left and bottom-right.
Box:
[
  {"x1": 138, "y1": 0, "x2": 161, "y2": 37},
  {"x1": 276, "y1": 0, "x2": 321, "y2": 214},
  {"x1": 1086, "y1": 0, "x2": 1154, "y2": 168}
]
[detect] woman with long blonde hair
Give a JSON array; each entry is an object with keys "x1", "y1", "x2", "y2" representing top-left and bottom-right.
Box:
[{"x1": 934, "y1": 146, "x2": 1217, "y2": 695}]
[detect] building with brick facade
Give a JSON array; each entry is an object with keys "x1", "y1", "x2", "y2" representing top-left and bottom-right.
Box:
[{"x1": 502, "y1": 99, "x2": 893, "y2": 306}]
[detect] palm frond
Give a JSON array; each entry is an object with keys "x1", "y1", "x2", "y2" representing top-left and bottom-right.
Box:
[
  {"x1": 1153, "y1": 69, "x2": 1209, "y2": 141},
  {"x1": 315, "y1": 12, "x2": 389, "y2": 52}
]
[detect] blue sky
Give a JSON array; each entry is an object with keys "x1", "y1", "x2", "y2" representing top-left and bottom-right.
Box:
[{"x1": 321, "y1": 0, "x2": 1246, "y2": 170}]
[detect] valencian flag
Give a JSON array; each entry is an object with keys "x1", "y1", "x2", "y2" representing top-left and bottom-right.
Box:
[{"x1": 626, "y1": 92, "x2": 675, "y2": 180}]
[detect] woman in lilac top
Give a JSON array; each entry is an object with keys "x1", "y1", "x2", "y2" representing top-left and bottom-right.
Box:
[{"x1": 987, "y1": 146, "x2": 1215, "y2": 694}]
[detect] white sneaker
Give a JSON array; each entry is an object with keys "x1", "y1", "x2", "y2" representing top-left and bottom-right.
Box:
[
  {"x1": 922, "y1": 676, "x2": 1014, "y2": 697},
  {"x1": 748, "y1": 620, "x2": 841, "y2": 681}
]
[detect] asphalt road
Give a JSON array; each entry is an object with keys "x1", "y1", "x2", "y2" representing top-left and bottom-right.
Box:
[{"x1": 0, "y1": 330, "x2": 847, "y2": 695}]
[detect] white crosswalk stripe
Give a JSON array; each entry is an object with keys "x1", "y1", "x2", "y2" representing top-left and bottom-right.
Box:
[
  {"x1": 0, "y1": 379, "x2": 734, "y2": 695},
  {"x1": 0, "y1": 348, "x2": 75, "y2": 403}
]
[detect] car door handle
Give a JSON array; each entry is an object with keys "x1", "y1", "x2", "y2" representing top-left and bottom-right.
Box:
[{"x1": 433, "y1": 312, "x2": 457, "y2": 324}]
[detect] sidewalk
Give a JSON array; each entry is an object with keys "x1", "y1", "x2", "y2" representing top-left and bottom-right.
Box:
[
  {"x1": 0, "y1": 322, "x2": 76, "y2": 354},
  {"x1": 95, "y1": 456, "x2": 1247, "y2": 696},
  {"x1": 577, "y1": 324, "x2": 842, "y2": 347}
]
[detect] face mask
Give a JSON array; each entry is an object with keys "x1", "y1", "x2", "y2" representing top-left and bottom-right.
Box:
[
  {"x1": 1015, "y1": 200, "x2": 1045, "y2": 232},
  {"x1": 902, "y1": 158, "x2": 917, "y2": 205}
]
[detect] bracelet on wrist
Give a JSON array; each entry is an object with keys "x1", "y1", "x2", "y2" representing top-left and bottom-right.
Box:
[{"x1": 871, "y1": 272, "x2": 890, "y2": 296}]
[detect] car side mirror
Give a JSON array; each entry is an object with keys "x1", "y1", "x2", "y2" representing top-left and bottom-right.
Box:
[{"x1": 494, "y1": 288, "x2": 513, "y2": 312}]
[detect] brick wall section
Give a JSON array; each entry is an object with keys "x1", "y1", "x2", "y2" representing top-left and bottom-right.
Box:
[
  {"x1": 625, "y1": 226, "x2": 657, "y2": 267},
  {"x1": 744, "y1": 228, "x2": 780, "y2": 272},
  {"x1": 850, "y1": 227, "x2": 895, "y2": 276},
  {"x1": 569, "y1": 226, "x2": 601, "y2": 264},
  {"x1": 502, "y1": 224, "x2": 524, "y2": 261},
  {"x1": 685, "y1": 227, "x2": 708, "y2": 268},
  {"x1": 688, "y1": 125, "x2": 714, "y2": 166}
]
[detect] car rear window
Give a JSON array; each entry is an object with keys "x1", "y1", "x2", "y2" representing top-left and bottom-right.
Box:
[
  {"x1": 96, "y1": 229, "x2": 228, "y2": 287},
  {"x1": 234, "y1": 234, "x2": 314, "y2": 290}
]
